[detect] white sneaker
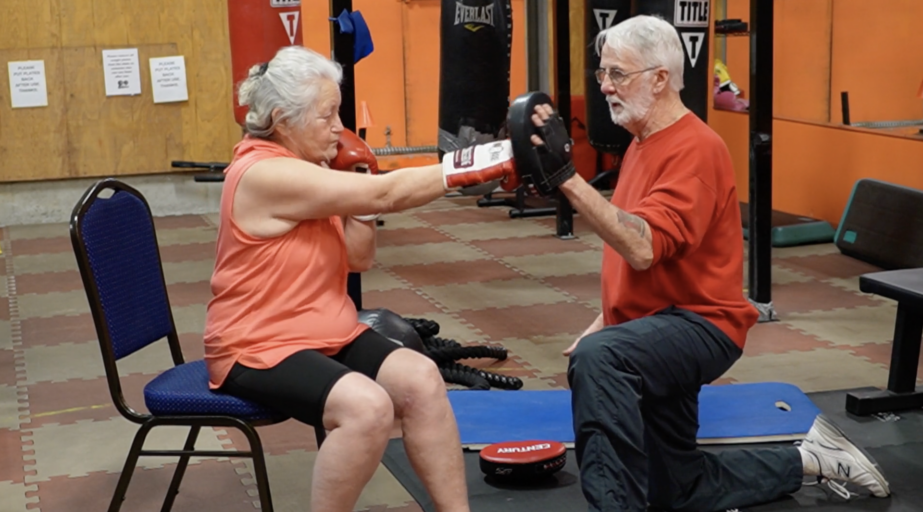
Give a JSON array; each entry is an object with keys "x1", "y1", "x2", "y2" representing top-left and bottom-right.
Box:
[{"x1": 799, "y1": 414, "x2": 890, "y2": 498}]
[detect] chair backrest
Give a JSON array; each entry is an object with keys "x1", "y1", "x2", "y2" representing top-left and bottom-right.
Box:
[{"x1": 70, "y1": 179, "x2": 182, "y2": 400}]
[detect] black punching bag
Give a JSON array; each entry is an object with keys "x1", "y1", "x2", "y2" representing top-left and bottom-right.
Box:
[
  {"x1": 636, "y1": 0, "x2": 711, "y2": 120},
  {"x1": 438, "y1": 0, "x2": 513, "y2": 156},
  {"x1": 585, "y1": 0, "x2": 634, "y2": 155}
]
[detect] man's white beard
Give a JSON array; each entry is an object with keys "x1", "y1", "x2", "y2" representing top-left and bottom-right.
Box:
[{"x1": 608, "y1": 90, "x2": 655, "y2": 127}]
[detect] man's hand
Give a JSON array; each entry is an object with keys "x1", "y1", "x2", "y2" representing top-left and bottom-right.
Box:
[
  {"x1": 506, "y1": 91, "x2": 577, "y2": 197},
  {"x1": 564, "y1": 313, "x2": 605, "y2": 356}
]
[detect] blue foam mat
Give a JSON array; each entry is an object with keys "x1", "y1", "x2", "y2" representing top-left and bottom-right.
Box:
[{"x1": 448, "y1": 382, "x2": 821, "y2": 446}]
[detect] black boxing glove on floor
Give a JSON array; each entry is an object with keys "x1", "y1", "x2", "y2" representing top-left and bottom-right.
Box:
[{"x1": 507, "y1": 91, "x2": 577, "y2": 197}]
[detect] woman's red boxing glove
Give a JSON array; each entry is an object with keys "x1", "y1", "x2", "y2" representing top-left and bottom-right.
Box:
[{"x1": 329, "y1": 129, "x2": 379, "y2": 174}]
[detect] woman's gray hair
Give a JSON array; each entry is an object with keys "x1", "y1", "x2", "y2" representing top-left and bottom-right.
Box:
[
  {"x1": 237, "y1": 46, "x2": 343, "y2": 138},
  {"x1": 595, "y1": 15, "x2": 685, "y2": 93}
]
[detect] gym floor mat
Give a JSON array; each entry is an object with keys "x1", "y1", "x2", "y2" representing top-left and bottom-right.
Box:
[
  {"x1": 448, "y1": 382, "x2": 821, "y2": 448},
  {"x1": 382, "y1": 388, "x2": 923, "y2": 511}
]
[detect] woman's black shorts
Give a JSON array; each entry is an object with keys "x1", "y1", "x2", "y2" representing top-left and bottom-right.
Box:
[{"x1": 220, "y1": 328, "x2": 402, "y2": 427}]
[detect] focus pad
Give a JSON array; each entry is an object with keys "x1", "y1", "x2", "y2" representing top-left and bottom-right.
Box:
[
  {"x1": 507, "y1": 91, "x2": 576, "y2": 197},
  {"x1": 479, "y1": 440, "x2": 567, "y2": 482}
]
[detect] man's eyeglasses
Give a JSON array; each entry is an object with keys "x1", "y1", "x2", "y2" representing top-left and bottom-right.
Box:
[{"x1": 594, "y1": 66, "x2": 659, "y2": 85}]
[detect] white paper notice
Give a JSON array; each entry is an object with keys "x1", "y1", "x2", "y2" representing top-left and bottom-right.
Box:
[
  {"x1": 102, "y1": 48, "x2": 142, "y2": 96},
  {"x1": 149, "y1": 56, "x2": 189, "y2": 104},
  {"x1": 8, "y1": 60, "x2": 48, "y2": 108}
]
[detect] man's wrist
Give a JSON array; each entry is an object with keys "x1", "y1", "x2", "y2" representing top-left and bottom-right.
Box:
[{"x1": 558, "y1": 172, "x2": 583, "y2": 195}]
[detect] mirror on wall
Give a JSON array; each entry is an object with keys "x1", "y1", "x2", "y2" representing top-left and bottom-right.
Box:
[{"x1": 710, "y1": 0, "x2": 923, "y2": 140}]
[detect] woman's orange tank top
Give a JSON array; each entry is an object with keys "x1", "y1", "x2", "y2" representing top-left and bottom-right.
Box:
[{"x1": 203, "y1": 136, "x2": 367, "y2": 389}]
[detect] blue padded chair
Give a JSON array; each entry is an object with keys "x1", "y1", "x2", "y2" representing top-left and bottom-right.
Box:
[{"x1": 69, "y1": 178, "x2": 291, "y2": 512}]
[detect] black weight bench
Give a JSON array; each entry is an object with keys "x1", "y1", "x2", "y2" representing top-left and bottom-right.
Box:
[{"x1": 846, "y1": 268, "x2": 923, "y2": 415}]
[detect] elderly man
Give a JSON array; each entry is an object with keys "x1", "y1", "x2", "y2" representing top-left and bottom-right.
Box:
[{"x1": 518, "y1": 15, "x2": 890, "y2": 511}]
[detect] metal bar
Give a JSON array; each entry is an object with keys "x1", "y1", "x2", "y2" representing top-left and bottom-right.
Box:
[
  {"x1": 748, "y1": 0, "x2": 775, "y2": 319},
  {"x1": 553, "y1": 0, "x2": 575, "y2": 240},
  {"x1": 887, "y1": 304, "x2": 923, "y2": 393},
  {"x1": 371, "y1": 145, "x2": 439, "y2": 156},
  {"x1": 852, "y1": 119, "x2": 923, "y2": 129},
  {"x1": 331, "y1": 0, "x2": 363, "y2": 311},
  {"x1": 841, "y1": 91, "x2": 851, "y2": 125},
  {"x1": 139, "y1": 449, "x2": 255, "y2": 457},
  {"x1": 526, "y1": 0, "x2": 542, "y2": 91}
]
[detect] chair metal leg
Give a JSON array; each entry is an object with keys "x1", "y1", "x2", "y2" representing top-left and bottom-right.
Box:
[
  {"x1": 160, "y1": 426, "x2": 201, "y2": 512},
  {"x1": 109, "y1": 422, "x2": 155, "y2": 512},
  {"x1": 239, "y1": 423, "x2": 274, "y2": 512}
]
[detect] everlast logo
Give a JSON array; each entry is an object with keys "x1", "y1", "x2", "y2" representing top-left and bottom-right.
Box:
[
  {"x1": 455, "y1": 2, "x2": 495, "y2": 32},
  {"x1": 674, "y1": 0, "x2": 710, "y2": 28}
]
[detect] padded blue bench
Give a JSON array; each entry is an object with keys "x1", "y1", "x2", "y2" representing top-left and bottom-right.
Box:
[{"x1": 846, "y1": 268, "x2": 923, "y2": 415}]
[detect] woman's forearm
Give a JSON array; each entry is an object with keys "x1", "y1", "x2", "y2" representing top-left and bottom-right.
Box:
[
  {"x1": 343, "y1": 216, "x2": 377, "y2": 272},
  {"x1": 376, "y1": 165, "x2": 447, "y2": 213}
]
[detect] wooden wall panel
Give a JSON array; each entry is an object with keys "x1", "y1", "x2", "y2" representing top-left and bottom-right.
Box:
[
  {"x1": 0, "y1": 0, "x2": 237, "y2": 183},
  {"x1": 62, "y1": 45, "x2": 184, "y2": 179},
  {"x1": 0, "y1": 48, "x2": 68, "y2": 181},
  {"x1": 188, "y1": 0, "x2": 236, "y2": 160}
]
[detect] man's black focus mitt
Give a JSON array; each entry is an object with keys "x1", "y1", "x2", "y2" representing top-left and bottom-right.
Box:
[{"x1": 507, "y1": 91, "x2": 576, "y2": 197}]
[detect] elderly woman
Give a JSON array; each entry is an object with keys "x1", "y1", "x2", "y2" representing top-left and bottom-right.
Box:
[{"x1": 204, "y1": 46, "x2": 514, "y2": 512}]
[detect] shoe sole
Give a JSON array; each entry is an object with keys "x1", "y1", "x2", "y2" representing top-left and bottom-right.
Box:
[{"x1": 813, "y1": 414, "x2": 891, "y2": 497}]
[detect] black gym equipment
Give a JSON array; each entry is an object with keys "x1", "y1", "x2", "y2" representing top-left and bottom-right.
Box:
[
  {"x1": 358, "y1": 308, "x2": 428, "y2": 353},
  {"x1": 330, "y1": 0, "x2": 366, "y2": 311},
  {"x1": 583, "y1": 0, "x2": 633, "y2": 157},
  {"x1": 359, "y1": 309, "x2": 523, "y2": 391},
  {"x1": 404, "y1": 316, "x2": 523, "y2": 391},
  {"x1": 722, "y1": 1, "x2": 832, "y2": 319},
  {"x1": 172, "y1": 160, "x2": 227, "y2": 182},
  {"x1": 845, "y1": 269, "x2": 923, "y2": 416},
  {"x1": 438, "y1": 0, "x2": 513, "y2": 159},
  {"x1": 834, "y1": 179, "x2": 923, "y2": 271},
  {"x1": 475, "y1": 0, "x2": 580, "y2": 240},
  {"x1": 507, "y1": 91, "x2": 578, "y2": 197},
  {"x1": 745, "y1": 0, "x2": 774, "y2": 322},
  {"x1": 635, "y1": 0, "x2": 711, "y2": 121}
]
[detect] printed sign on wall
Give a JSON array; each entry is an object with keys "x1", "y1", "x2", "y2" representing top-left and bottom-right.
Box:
[
  {"x1": 8, "y1": 60, "x2": 48, "y2": 108},
  {"x1": 103, "y1": 48, "x2": 142, "y2": 96}
]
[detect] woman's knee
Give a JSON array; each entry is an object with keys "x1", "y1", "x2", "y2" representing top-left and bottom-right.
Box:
[
  {"x1": 379, "y1": 349, "x2": 446, "y2": 416},
  {"x1": 323, "y1": 373, "x2": 394, "y2": 433}
]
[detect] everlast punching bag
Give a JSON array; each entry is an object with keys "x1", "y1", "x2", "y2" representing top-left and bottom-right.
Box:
[
  {"x1": 585, "y1": 0, "x2": 634, "y2": 155},
  {"x1": 438, "y1": 0, "x2": 513, "y2": 157},
  {"x1": 636, "y1": 0, "x2": 711, "y2": 120}
]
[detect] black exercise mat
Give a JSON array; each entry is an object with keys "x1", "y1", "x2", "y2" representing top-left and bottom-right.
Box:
[
  {"x1": 380, "y1": 388, "x2": 923, "y2": 511},
  {"x1": 381, "y1": 439, "x2": 583, "y2": 512}
]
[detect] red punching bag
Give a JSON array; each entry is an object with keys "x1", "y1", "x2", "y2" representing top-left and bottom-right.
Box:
[{"x1": 227, "y1": 0, "x2": 303, "y2": 126}]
